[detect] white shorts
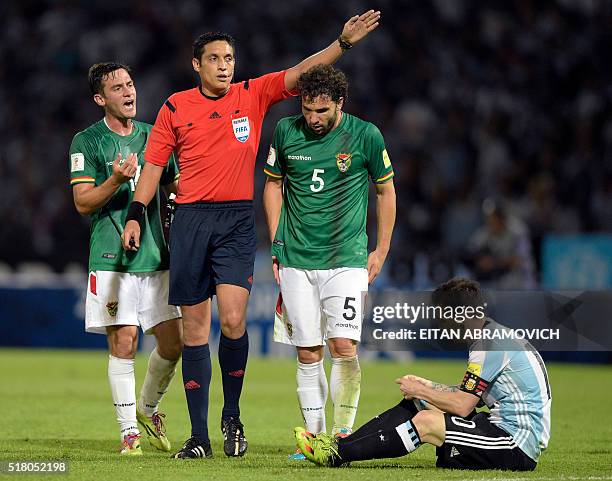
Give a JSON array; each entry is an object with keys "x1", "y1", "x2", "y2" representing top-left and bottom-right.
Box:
[
  {"x1": 274, "y1": 266, "x2": 368, "y2": 347},
  {"x1": 85, "y1": 270, "x2": 181, "y2": 335}
]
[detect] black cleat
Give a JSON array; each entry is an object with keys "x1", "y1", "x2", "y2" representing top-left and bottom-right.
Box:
[
  {"x1": 172, "y1": 436, "x2": 213, "y2": 459},
  {"x1": 221, "y1": 417, "x2": 248, "y2": 457}
]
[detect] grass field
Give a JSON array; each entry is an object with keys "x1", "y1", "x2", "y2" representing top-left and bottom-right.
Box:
[{"x1": 0, "y1": 349, "x2": 611, "y2": 480}]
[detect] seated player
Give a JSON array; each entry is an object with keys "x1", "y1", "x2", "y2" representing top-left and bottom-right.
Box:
[{"x1": 295, "y1": 277, "x2": 551, "y2": 471}]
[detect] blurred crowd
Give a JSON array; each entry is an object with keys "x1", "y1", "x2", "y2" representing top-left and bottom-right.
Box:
[{"x1": 1, "y1": 0, "x2": 610, "y2": 288}]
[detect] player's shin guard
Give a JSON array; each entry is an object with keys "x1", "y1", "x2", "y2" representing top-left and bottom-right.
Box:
[
  {"x1": 330, "y1": 355, "x2": 361, "y2": 435},
  {"x1": 297, "y1": 359, "x2": 328, "y2": 434},
  {"x1": 218, "y1": 331, "x2": 248, "y2": 419},
  {"x1": 182, "y1": 344, "x2": 211, "y2": 441},
  {"x1": 337, "y1": 419, "x2": 421, "y2": 463},
  {"x1": 108, "y1": 355, "x2": 138, "y2": 439},
  {"x1": 138, "y1": 348, "x2": 178, "y2": 416}
]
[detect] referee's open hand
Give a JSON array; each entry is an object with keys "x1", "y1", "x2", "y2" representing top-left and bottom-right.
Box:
[{"x1": 340, "y1": 9, "x2": 381, "y2": 46}]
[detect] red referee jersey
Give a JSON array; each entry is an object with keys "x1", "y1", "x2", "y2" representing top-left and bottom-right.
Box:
[{"x1": 145, "y1": 70, "x2": 294, "y2": 203}]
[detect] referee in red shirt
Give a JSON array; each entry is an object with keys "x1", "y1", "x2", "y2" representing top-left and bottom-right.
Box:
[{"x1": 123, "y1": 10, "x2": 380, "y2": 460}]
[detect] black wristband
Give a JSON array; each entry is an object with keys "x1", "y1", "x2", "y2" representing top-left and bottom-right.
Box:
[
  {"x1": 338, "y1": 36, "x2": 353, "y2": 51},
  {"x1": 125, "y1": 201, "x2": 146, "y2": 227}
]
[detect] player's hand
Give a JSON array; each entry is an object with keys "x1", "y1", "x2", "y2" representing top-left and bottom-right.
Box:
[
  {"x1": 271, "y1": 256, "x2": 280, "y2": 285},
  {"x1": 340, "y1": 9, "x2": 381, "y2": 46},
  {"x1": 122, "y1": 220, "x2": 141, "y2": 251},
  {"x1": 111, "y1": 152, "x2": 138, "y2": 185},
  {"x1": 367, "y1": 248, "x2": 387, "y2": 284},
  {"x1": 401, "y1": 374, "x2": 433, "y2": 388},
  {"x1": 395, "y1": 375, "x2": 423, "y2": 400}
]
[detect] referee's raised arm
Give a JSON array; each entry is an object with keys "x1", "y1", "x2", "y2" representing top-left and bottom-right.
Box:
[{"x1": 283, "y1": 9, "x2": 380, "y2": 91}]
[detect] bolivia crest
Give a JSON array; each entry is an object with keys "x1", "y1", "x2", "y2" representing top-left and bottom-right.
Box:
[
  {"x1": 106, "y1": 301, "x2": 118, "y2": 317},
  {"x1": 336, "y1": 152, "x2": 352, "y2": 173}
]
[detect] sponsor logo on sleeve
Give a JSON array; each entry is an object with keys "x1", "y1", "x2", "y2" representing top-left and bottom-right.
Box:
[
  {"x1": 71, "y1": 153, "x2": 85, "y2": 172},
  {"x1": 382, "y1": 149, "x2": 391, "y2": 168},
  {"x1": 267, "y1": 146, "x2": 277, "y2": 166},
  {"x1": 467, "y1": 362, "x2": 482, "y2": 376}
]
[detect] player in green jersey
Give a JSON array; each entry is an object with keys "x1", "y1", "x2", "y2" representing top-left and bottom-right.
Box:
[
  {"x1": 263, "y1": 65, "x2": 396, "y2": 450},
  {"x1": 69, "y1": 62, "x2": 182, "y2": 456}
]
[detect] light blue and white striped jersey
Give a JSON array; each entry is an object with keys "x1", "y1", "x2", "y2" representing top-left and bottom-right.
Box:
[{"x1": 465, "y1": 320, "x2": 552, "y2": 462}]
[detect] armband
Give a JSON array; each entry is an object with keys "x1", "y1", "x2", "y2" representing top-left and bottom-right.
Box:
[{"x1": 125, "y1": 201, "x2": 146, "y2": 227}]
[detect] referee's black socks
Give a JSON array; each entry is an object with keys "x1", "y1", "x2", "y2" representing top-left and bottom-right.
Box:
[
  {"x1": 219, "y1": 331, "x2": 249, "y2": 419},
  {"x1": 182, "y1": 344, "x2": 212, "y2": 441}
]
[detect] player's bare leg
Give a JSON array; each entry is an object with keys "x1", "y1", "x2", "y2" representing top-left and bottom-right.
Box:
[
  {"x1": 174, "y1": 300, "x2": 213, "y2": 459},
  {"x1": 328, "y1": 337, "x2": 361, "y2": 436},
  {"x1": 137, "y1": 318, "x2": 182, "y2": 452},
  {"x1": 216, "y1": 284, "x2": 250, "y2": 456},
  {"x1": 106, "y1": 325, "x2": 142, "y2": 455},
  {"x1": 410, "y1": 410, "x2": 445, "y2": 446}
]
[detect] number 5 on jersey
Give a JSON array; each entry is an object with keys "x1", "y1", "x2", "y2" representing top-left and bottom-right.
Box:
[{"x1": 310, "y1": 168, "x2": 325, "y2": 193}]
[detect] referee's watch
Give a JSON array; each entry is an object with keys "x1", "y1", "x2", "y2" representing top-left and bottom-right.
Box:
[{"x1": 338, "y1": 36, "x2": 353, "y2": 51}]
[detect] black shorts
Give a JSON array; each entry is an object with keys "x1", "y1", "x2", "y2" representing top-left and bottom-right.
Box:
[
  {"x1": 168, "y1": 201, "x2": 256, "y2": 305},
  {"x1": 436, "y1": 412, "x2": 537, "y2": 471}
]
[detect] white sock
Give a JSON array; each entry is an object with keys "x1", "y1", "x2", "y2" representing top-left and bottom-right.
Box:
[
  {"x1": 296, "y1": 359, "x2": 328, "y2": 434},
  {"x1": 108, "y1": 355, "x2": 138, "y2": 439},
  {"x1": 330, "y1": 355, "x2": 361, "y2": 435},
  {"x1": 395, "y1": 419, "x2": 421, "y2": 453},
  {"x1": 138, "y1": 348, "x2": 178, "y2": 417}
]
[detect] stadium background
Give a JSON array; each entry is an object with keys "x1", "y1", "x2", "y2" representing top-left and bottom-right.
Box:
[
  {"x1": 1, "y1": 0, "x2": 610, "y2": 360},
  {"x1": 1, "y1": 2, "x2": 611, "y2": 480}
]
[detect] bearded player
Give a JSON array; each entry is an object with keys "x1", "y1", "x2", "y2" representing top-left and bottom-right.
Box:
[
  {"x1": 263, "y1": 64, "x2": 396, "y2": 454},
  {"x1": 70, "y1": 63, "x2": 182, "y2": 455}
]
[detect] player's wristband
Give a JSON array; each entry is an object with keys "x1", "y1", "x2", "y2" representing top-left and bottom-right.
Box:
[
  {"x1": 338, "y1": 36, "x2": 353, "y2": 51},
  {"x1": 125, "y1": 201, "x2": 146, "y2": 228}
]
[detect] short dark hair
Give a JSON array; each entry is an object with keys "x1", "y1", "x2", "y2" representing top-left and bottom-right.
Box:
[
  {"x1": 88, "y1": 62, "x2": 132, "y2": 95},
  {"x1": 431, "y1": 277, "x2": 485, "y2": 311},
  {"x1": 193, "y1": 32, "x2": 235, "y2": 60},
  {"x1": 297, "y1": 64, "x2": 348, "y2": 103}
]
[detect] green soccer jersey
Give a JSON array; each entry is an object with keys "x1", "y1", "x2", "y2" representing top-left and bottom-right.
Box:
[
  {"x1": 264, "y1": 113, "x2": 394, "y2": 269},
  {"x1": 69, "y1": 119, "x2": 178, "y2": 273}
]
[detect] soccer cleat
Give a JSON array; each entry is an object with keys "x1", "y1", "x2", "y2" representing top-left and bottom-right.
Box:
[
  {"x1": 136, "y1": 407, "x2": 171, "y2": 452},
  {"x1": 221, "y1": 417, "x2": 248, "y2": 457},
  {"x1": 172, "y1": 436, "x2": 212, "y2": 459},
  {"x1": 295, "y1": 427, "x2": 341, "y2": 467},
  {"x1": 288, "y1": 448, "x2": 306, "y2": 461},
  {"x1": 119, "y1": 432, "x2": 143, "y2": 456}
]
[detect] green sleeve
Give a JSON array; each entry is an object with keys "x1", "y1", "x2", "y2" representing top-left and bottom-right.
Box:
[
  {"x1": 69, "y1": 132, "x2": 98, "y2": 186},
  {"x1": 160, "y1": 152, "x2": 179, "y2": 186},
  {"x1": 364, "y1": 123, "x2": 394, "y2": 184},
  {"x1": 263, "y1": 121, "x2": 286, "y2": 179}
]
